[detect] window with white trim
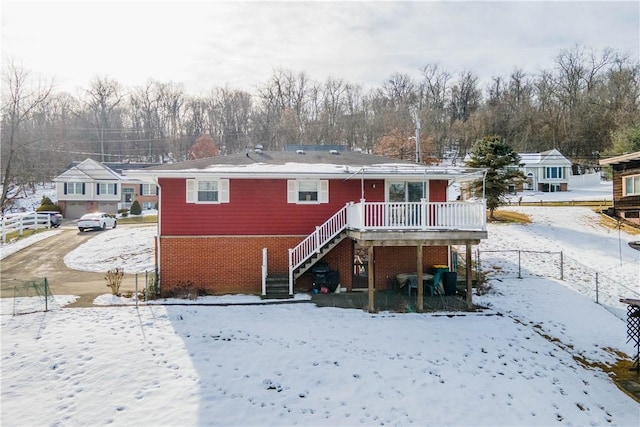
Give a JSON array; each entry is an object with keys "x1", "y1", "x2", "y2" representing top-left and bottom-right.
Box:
[
  {"x1": 186, "y1": 179, "x2": 229, "y2": 204},
  {"x1": 140, "y1": 183, "x2": 156, "y2": 196},
  {"x1": 97, "y1": 182, "x2": 117, "y2": 195},
  {"x1": 544, "y1": 167, "x2": 564, "y2": 179},
  {"x1": 624, "y1": 175, "x2": 640, "y2": 196},
  {"x1": 287, "y1": 180, "x2": 329, "y2": 204},
  {"x1": 65, "y1": 182, "x2": 84, "y2": 195},
  {"x1": 142, "y1": 201, "x2": 155, "y2": 210}
]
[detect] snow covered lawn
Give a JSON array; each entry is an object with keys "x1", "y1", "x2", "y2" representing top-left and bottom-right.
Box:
[{"x1": 1, "y1": 285, "x2": 637, "y2": 426}]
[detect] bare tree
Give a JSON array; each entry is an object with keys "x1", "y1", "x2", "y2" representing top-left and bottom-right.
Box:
[
  {"x1": 129, "y1": 81, "x2": 163, "y2": 160},
  {"x1": 342, "y1": 83, "x2": 367, "y2": 150},
  {"x1": 420, "y1": 64, "x2": 451, "y2": 156},
  {"x1": 84, "y1": 76, "x2": 124, "y2": 161},
  {"x1": 380, "y1": 72, "x2": 416, "y2": 110},
  {"x1": 0, "y1": 62, "x2": 53, "y2": 212},
  {"x1": 257, "y1": 69, "x2": 312, "y2": 148},
  {"x1": 156, "y1": 82, "x2": 186, "y2": 159},
  {"x1": 321, "y1": 77, "x2": 346, "y2": 144},
  {"x1": 449, "y1": 71, "x2": 481, "y2": 123}
]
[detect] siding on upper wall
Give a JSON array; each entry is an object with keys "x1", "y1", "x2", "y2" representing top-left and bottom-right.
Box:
[
  {"x1": 611, "y1": 160, "x2": 640, "y2": 210},
  {"x1": 429, "y1": 180, "x2": 447, "y2": 202},
  {"x1": 159, "y1": 177, "x2": 386, "y2": 236}
]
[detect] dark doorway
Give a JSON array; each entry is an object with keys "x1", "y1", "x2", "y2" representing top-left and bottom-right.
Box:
[{"x1": 353, "y1": 243, "x2": 370, "y2": 289}]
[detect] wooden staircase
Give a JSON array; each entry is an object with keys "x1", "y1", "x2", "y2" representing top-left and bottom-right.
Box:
[
  {"x1": 293, "y1": 231, "x2": 347, "y2": 280},
  {"x1": 263, "y1": 231, "x2": 347, "y2": 298}
]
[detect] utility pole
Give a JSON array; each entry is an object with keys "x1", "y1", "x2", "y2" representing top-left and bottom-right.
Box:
[{"x1": 410, "y1": 107, "x2": 421, "y2": 163}]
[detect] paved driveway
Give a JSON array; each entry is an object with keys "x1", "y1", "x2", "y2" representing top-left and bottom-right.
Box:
[{"x1": 1, "y1": 225, "x2": 143, "y2": 307}]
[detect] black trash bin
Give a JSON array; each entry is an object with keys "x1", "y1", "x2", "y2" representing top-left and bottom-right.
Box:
[
  {"x1": 443, "y1": 272, "x2": 458, "y2": 296},
  {"x1": 311, "y1": 262, "x2": 331, "y2": 291},
  {"x1": 326, "y1": 270, "x2": 339, "y2": 293}
]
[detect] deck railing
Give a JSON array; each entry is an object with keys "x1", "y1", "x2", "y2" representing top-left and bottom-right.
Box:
[
  {"x1": 346, "y1": 200, "x2": 486, "y2": 231},
  {"x1": 288, "y1": 199, "x2": 486, "y2": 290}
]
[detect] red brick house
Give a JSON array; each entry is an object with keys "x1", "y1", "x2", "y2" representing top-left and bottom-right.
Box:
[{"x1": 127, "y1": 147, "x2": 488, "y2": 311}]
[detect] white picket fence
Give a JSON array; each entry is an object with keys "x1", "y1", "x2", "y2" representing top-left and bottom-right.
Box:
[{"x1": 1, "y1": 212, "x2": 54, "y2": 243}]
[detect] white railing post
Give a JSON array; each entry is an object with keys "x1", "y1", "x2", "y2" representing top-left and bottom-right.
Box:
[
  {"x1": 261, "y1": 247, "x2": 267, "y2": 296},
  {"x1": 315, "y1": 226, "x2": 321, "y2": 253},
  {"x1": 288, "y1": 249, "x2": 294, "y2": 295},
  {"x1": 421, "y1": 198, "x2": 427, "y2": 230},
  {"x1": 360, "y1": 198, "x2": 366, "y2": 230}
]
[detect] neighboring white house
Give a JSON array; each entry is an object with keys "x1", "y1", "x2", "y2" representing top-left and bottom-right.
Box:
[
  {"x1": 53, "y1": 159, "x2": 158, "y2": 218},
  {"x1": 518, "y1": 149, "x2": 572, "y2": 192}
]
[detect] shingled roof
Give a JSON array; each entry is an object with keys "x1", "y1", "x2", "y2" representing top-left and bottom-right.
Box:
[{"x1": 125, "y1": 147, "x2": 486, "y2": 182}]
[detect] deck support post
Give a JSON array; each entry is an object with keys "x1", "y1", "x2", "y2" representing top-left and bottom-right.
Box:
[
  {"x1": 368, "y1": 245, "x2": 375, "y2": 313},
  {"x1": 417, "y1": 245, "x2": 424, "y2": 312},
  {"x1": 466, "y1": 243, "x2": 473, "y2": 308}
]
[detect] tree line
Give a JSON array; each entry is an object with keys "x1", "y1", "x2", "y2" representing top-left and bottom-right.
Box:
[{"x1": 1, "y1": 45, "x2": 639, "y2": 211}]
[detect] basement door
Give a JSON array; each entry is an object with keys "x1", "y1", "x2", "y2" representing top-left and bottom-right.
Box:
[{"x1": 352, "y1": 243, "x2": 370, "y2": 289}]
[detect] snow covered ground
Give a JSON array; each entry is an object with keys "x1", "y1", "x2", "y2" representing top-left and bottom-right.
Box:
[{"x1": 2, "y1": 184, "x2": 640, "y2": 426}]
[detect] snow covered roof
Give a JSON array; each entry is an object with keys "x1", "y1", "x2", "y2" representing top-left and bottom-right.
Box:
[
  {"x1": 53, "y1": 158, "x2": 157, "y2": 183},
  {"x1": 125, "y1": 150, "x2": 486, "y2": 182},
  {"x1": 519, "y1": 149, "x2": 571, "y2": 166},
  {"x1": 53, "y1": 158, "x2": 124, "y2": 182}
]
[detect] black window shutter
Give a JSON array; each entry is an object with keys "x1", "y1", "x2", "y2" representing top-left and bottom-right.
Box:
[
  {"x1": 82, "y1": 183, "x2": 86, "y2": 194},
  {"x1": 115, "y1": 184, "x2": 118, "y2": 195},
  {"x1": 97, "y1": 184, "x2": 101, "y2": 195},
  {"x1": 63, "y1": 183, "x2": 67, "y2": 194},
  {"x1": 156, "y1": 186, "x2": 159, "y2": 195},
  {"x1": 140, "y1": 184, "x2": 143, "y2": 195}
]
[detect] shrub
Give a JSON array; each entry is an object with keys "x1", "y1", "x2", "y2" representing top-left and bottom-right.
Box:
[
  {"x1": 40, "y1": 196, "x2": 54, "y2": 206},
  {"x1": 36, "y1": 196, "x2": 62, "y2": 213},
  {"x1": 105, "y1": 268, "x2": 124, "y2": 296},
  {"x1": 118, "y1": 208, "x2": 129, "y2": 217},
  {"x1": 130, "y1": 200, "x2": 142, "y2": 215}
]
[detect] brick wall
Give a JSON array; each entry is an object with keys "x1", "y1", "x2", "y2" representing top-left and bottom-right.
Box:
[
  {"x1": 373, "y1": 246, "x2": 449, "y2": 289},
  {"x1": 160, "y1": 235, "x2": 299, "y2": 295},
  {"x1": 159, "y1": 236, "x2": 450, "y2": 296}
]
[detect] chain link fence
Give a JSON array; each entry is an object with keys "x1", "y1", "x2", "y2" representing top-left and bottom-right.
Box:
[
  {"x1": 454, "y1": 247, "x2": 639, "y2": 317},
  {"x1": 5, "y1": 278, "x2": 59, "y2": 316}
]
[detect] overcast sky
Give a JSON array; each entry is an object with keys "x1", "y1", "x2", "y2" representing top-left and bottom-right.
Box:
[{"x1": 2, "y1": 1, "x2": 639, "y2": 96}]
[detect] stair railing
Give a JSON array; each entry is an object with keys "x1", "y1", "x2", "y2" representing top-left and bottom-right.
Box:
[
  {"x1": 288, "y1": 203, "x2": 349, "y2": 292},
  {"x1": 261, "y1": 247, "x2": 267, "y2": 296}
]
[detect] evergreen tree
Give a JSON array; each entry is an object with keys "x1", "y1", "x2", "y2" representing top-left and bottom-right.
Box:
[
  {"x1": 130, "y1": 200, "x2": 142, "y2": 216},
  {"x1": 36, "y1": 195, "x2": 61, "y2": 213},
  {"x1": 466, "y1": 136, "x2": 524, "y2": 220},
  {"x1": 605, "y1": 125, "x2": 640, "y2": 156}
]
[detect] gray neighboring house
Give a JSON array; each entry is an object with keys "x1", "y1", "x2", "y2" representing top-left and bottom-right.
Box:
[
  {"x1": 53, "y1": 158, "x2": 158, "y2": 219},
  {"x1": 518, "y1": 149, "x2": 572, "y2": 192}
]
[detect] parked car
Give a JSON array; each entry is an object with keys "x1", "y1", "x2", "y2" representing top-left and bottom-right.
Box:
[
  {"x1": 77, "y1": 213, "x2": 117, "y2": 232},
  {"x1": 38, "y1": 211, "x2": 63, "y2": 228}
]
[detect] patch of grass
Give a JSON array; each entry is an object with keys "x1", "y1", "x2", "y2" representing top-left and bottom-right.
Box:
[
  {"x1": 117, "y1": 215, "x2": 158, "y2": 224},
  {"x1": 574, "y1": 348, "x2": 640, "y2": 403},
  {"x1": 598, "y1": 213, "x2": 640, "y2": 235},
  {"x1": 517, "y1": 200, "x2": 613, "y2": 208},
  {"x1": 489, "y1": 210, "x2": 531, "y2": 224},
  {"x1": 2, "y1": 227, "x2": 49, "y2": 243}
]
